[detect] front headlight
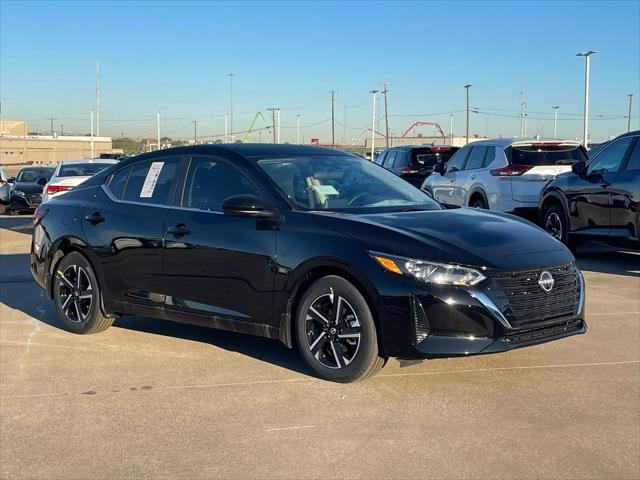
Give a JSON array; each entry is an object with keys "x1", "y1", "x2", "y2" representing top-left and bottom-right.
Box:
[
  {"x1": 370, "y1": 251, "x2": 486, "y2": 286},
  {"x1": 12, "y1": 190, "x2": 26, "y2": 197}
]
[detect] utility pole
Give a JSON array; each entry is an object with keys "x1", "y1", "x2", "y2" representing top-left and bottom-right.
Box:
[
  {"x1": 330, "y1": 90, "x2": 336, "y2": 147},
  {"x1": 228, "y1": 73, "x2": 235, "y2": 142},
  {"x1": 519, "y1": 86, "x2": 526, "y2": 138},
  {"x1": 449, "y1": 113, "x2": 454, "y2": 145},
  {"x1": 224, "y1": 113, "x2": 228, "y2": 143},
  {"x1": 464, "y1": 84, "x2": 472, "y2": 144},
  {"x1": 552, "y1": 106, "x2": 559, "y2": 139},
  {"x1": 576, "y1": 50, "x2": 596, "y2": 145},
  {"x1": 627, "y1": 94, "x2": 634, "y2": 132},
  {"x1": 296, "y1": 114, "x2": 300, "y2": 144},
  {"x1": 267, "y1": 108, "x2": 277, "y2": 144},
  {"x1": 47, "y1": 117, "x2": 57, "y2": 135},
  {"x1": 277, "y1": 108, "x2": 281, "y2": 144},
  {"x1": 61, "y1": 124, "x2": 64, "y2": 136},
  {"x1": 382, "y1": 82, "x2": 390, "y2": 147},
  {"x1": 156, "y1": 112, "x2": 161, "y2": 151},
  {"x1": 369, "y1": 89, "x2": 378, "y2": 161},
  {"x1": 90, "y1": 109, "x2": 95, "y2": 158},
  {"x1": 96, "y1": 58, "x2": 100, "y2": 136},
  {"x1": 524, "y1": 113, "x2": 528, "y2": 138},
  {"x1": 193, "y1": 120, "x2": 199, "y2": 144}
]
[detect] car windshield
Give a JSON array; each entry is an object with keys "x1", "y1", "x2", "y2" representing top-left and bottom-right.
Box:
[
  {"x1": 16, "y1": 168, "x2": 53, "y2": 182},
  {"x1": 257, "y1": 155, "x2": 440, "y2": 212},
  {"x1": 508, "y1": 144, "x2": 587, "y2": 166},
  {"x1": 58, "y1": 163, "x2": 113, "y2": 177}
]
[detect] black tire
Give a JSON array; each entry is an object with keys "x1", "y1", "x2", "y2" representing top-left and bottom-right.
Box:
[
  {"x1": 470, "y1": 195, "x2": 487, "y2": 209},
  {"x1": 295, "y1": 275, "x2": 386, "y2": 383},
  {"x1": 543, "y1": 204, "x2": 578, "y2": 251},
  {"x1": 52, "y1": 252, "x2": 114, "y2": 334}
]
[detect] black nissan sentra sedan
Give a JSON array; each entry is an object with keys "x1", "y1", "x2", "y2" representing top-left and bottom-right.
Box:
[{"x1": 30, "y1": 145, "x2": 586, "y2": 382}]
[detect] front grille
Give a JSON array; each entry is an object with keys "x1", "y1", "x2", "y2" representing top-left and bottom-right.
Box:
[
  {"x1": 503, "y1": 319, "x2": 583, "y2": 344},
  {"x1": 490, "y1": 263, "x2": 580, "y2": 329},
  {"x1": 28, "y1": 193, "x2": 42, "y2": 206}
]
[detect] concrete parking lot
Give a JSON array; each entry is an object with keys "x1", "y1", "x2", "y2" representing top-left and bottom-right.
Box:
[{"x1": 1, "y1": 213, "x2": 639, "y2": 479}]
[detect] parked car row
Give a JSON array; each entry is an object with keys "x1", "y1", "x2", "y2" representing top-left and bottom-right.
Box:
[{"x1": 31, "y1": 144, "x2": 587, "y2": 383}]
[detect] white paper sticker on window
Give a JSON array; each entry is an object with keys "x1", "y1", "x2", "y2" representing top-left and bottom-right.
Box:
[
  {"x1": 312, "y1": 184, "x2": 340, "y2": 196},
  {"x1": 139, "y1": 162, "x2": 164, "y2": 198}
]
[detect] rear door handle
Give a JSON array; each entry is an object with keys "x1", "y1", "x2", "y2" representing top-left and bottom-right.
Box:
[
  {"x1": 84, "y1": 212, "x2": 105, "y2": 224},
  {"x1": 166, "y1": 224, "x2": 191, "y2": 236}
]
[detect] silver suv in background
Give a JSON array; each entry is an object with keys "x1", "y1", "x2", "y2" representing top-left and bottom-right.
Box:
[{"x1": 421, "y1": 139, "x2": 587, "y2": 218}]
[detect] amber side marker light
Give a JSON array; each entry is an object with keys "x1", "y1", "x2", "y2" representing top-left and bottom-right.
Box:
[{"x1": 374, "y1": 256, "x2": 403, "y2": 275}]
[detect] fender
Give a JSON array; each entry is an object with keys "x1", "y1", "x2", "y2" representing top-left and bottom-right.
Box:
[
  {"x1": 466, "y1": 186, "x2": 488, "y2": 207},
  {"x1": 540, "y1": 190, "x2": 571, "y2": 228},
  {"x1": 276, "y1": 256, "x2": 383, "y2": 349}
]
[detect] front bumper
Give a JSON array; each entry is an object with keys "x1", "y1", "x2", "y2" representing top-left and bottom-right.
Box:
[
  {"x1": 10, "y1": 192, "x2": 42, "y2": 211},
  {"x1": 376, "y1": 266, "x2": 586, "y2": 359}
]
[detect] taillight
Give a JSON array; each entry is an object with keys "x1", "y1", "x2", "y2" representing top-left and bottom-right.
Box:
[
  {"x1": 33, "y1": 206, "x2": 48, "y2": 224},
  {"x1": 401, "y1": 167, "x2": 419, "y2": 174},
  {"x1": 46, "y1": 185, "x2": 72, "y2": 194},
  {"x1": 490, "y1": 164, "x2": 533, "y2": 176},
  {"x1": 0, "y1": 180, "x2": 6, "y2": 185}
]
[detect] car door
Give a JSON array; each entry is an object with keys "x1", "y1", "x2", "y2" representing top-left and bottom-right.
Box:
[
  {"x1": 609, "y1": 137, "x2": 640, "y2": 240},
  {"x1": 163, "y1": 155, "x2": 277, "y2": 328},
  {"x1": 456, "y1": 146, "x2": 487, "y2": 204},
  {"x1": 571, "y1": 136, "x2": 637, "y2": 233},
  {"x1": 433, "y1": 147, "x2": 469, "y2": 205},
  {"x1": 82, "y1": 157, "x2": 181, "y2": 311}
]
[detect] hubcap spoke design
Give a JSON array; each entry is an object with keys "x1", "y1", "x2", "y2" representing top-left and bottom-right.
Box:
[
  {"x1": 305, "y1": 293, "x2": 361, "y2": 370},
  {"x1": 545, "y1": 213, "x2": 562, "y2": 240},
  {"x1": 58, "y1": 264, "x2": 93, "y2": 323}
]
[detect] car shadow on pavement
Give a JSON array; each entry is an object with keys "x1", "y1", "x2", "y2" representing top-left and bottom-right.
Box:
[
  {"x1": 0, "y1": 215, "x2": 34, "y2": 236},
  {"x1": 574, "y1": 242, "x2": 640, "y2": 278}
]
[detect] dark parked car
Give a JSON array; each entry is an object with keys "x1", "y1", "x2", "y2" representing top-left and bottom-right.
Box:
[
  {"x1": 375, "y1": 144, "x2": 458, "y2": 187},
  {"x1": 8, "y1": 166, "x2": 54, "y2": 214},
  {"x1": 540, "y1": 130, "x2": 639, "y2": 250},
  {"x1": 31, "y1": 145, "x2": 585, "y2": 382}
]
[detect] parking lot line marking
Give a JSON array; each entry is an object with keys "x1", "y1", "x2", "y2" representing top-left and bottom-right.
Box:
[
  {"x1": 265, "y1": 425, "x2": 315, "y2": 432},
  {"x1": 378, "y1": 360, "x2": 640, "y2": 379},
  {"x1": 588, "y1": 311, "x2": 640, "y2": 316}
]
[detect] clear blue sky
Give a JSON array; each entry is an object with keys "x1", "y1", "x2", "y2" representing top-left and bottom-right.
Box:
[{"x1": 1, "y1": 0, "x2": 638, "y2": 143}]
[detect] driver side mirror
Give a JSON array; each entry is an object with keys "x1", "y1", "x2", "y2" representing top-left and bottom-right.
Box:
[
  {"x1": 435, "y1": 161, "x2": 446, "y2": 176},
  {"x1": 571, "y1": 160, "x2": 587, "y2": 178},
  {"x1": 221, "y1": 194, "x2": 273, "y2": 218},
  {"x1": 37, "y1": 177, "x2": 48, "y2": 186},
  {"x1": 7, "y1": 177, "x2": 15, "y2": 183}
]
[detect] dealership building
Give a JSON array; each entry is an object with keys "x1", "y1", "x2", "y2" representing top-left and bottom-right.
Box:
[{"x1": 0, "y1": 120, "x2": 113, "y2": 165}]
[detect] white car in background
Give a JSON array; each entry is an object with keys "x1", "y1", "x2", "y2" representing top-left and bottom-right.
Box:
[
  {"x1": 0, "y1": 166, "x2": 10, "y2": 205},
  {"x1": 42, "y1": 159, "x2": 117, "y2": 203},
  {"x1": 421, "y1": 138, "x2": 588, "y2": 219}
]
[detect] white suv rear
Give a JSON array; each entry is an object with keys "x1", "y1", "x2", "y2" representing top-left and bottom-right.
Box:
[
  {"x1": 42, "y1": 159, "x2": 117, "y2": 203},
  {"x1": 422, "y1": 139, "x2": 587, "y2": 217}
]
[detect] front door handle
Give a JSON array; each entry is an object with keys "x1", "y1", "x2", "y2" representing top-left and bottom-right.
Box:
[
  {"x1": 84, "y1": 212, "x2": 105, "y2": 224},
  {"x1": 470, "y1": 174, "x2": 477, "y2": 180},
  {"x1": 166, "y1": 224, "x2": 191, "y2": 236},
  {"x1": 600, "y1": 181, "x2": 611, "y2": 188}
]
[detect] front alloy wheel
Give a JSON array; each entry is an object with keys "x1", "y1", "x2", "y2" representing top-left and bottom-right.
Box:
[
  {"x1": 58, "y1": 265, "x2": 94, "y2": 323},
  {"x1": 296, "y1": 275, "x2": 386, "y2": 382}
]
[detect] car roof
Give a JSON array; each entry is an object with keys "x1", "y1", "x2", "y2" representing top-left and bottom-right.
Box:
[
  {"x1": 59, "y1": 159, "x2": 118, "y2": 165},
  {"x1": 383, "y1": 144, "x2": 454, "y2": 151},
  {"x1": 460, "y1": 137, "x2": 583, "y2": 148}
]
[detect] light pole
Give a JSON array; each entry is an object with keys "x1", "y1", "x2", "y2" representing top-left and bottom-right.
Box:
[
  {"x1": 627, "y1": 94, "x2": 634, "y2": 132},
  {"x1": 228, "y1": 73, "x2": 235, "y2": 142},
  {"x1": 90, "y1": 109, "x2": 94, "y2": 158},
  {"x1": 464, "y1": 84, "x2": 472, "y2": 144},
  {"x1": 296, "y1": 114, "x2": 300, "y2": 144},
  {"x1": 576, "y1": 50, "x2": 596, "y2": 145},
  {"x1": 552, "y1": 106, "x2": 559, "y2": 139},
  {"x1": 156, "y1": 112, "x2": 161, "y2": 150},
  {"x1": 370, "y1": 89, "x2": 378, "y2": 160},
  {"x1": 449, "y1": 113, "x2": 454, "y2": 145},
  {"x1": 224, "y1": 113, "x2": 228, "y2": 143}
]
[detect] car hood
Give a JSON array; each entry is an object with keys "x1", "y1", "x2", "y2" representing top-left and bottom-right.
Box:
[
  {"x1": 313, "y1": 207, "x2": 573, "y2": 270},
  {"x1": 12, "y1": 182, "x2": 44, "y2": 194}
]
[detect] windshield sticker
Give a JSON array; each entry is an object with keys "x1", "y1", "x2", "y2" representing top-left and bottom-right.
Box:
[
  {"x1": 139, "y1": 162, "x2": 164, "y2": 198},
  {"x1": 312, "y1": 184, "x2": 340, "y2": 196}
]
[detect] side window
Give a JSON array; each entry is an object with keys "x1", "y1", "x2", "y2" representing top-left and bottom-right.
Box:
[
  {"x1": 374, "y1": 152, "x2": 386, "y2": 165},
  {"x1": 464, "y1": 146, "x2": 488, "y2": 170},
  {"x1": 182, "y1": 157, "x2": 260, "y2": 212},
  {"x1": 106, "y1": 166, "x2": 131, "y2": 199},
  {"x1": 483, "y1": 147, "x2": 496, "y2": 167},
  {"x1": 122, "y1": 158, "x2": 179, "y2": 205},
  {"x1": 587, "y1": 137, "x2": 634, "y2": 174},
  {"x1": 446, "y1": 148, "x2": 469, "y2": 173},
  {"x1": 624, "y1": 139, "x2": 640, "y2": 171},
  {"x1": 383, "y1": 151, "x2": 397, "y2": 167},
  {"x1": 394, "y1": 152, "x2": 408, "y2": 168}
]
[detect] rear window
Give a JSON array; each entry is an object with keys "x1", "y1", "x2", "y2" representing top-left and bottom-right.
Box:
[
  {"x1": 411, "y1": 148, "x2": 457, "y2": 167},
  {"x1": 507, "y1": 144, "x2": 586, "y2": 166},
  {"x1": 59, "y1": 163, "x2": 113, "y2": 177}
]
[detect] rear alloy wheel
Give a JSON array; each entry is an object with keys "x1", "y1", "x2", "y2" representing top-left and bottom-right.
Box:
[
  {"x1": 543, "y1": 204, "x2": 577, "y2": 251},
  {"x1": 296, "y1": 276, "x2": 386, "y2": 382},
  {"x1": 53, "y1": 252, "x2": 114, "y2": 334},
  {"x1": 471, "y1": 196, "x2": 487, "y2": 209}
]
